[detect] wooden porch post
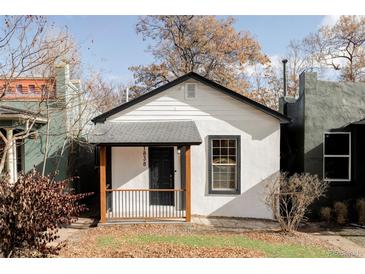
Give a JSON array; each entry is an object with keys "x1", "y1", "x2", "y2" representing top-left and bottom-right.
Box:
[
  {"x1": 99, "y1": 146, "x2": 107, "y2": 223},
  {"x1": 185, "y1": 145, "x2": 191, "y2": 222}
]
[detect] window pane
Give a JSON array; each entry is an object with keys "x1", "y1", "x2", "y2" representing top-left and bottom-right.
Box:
[
  {"x1": 229, "y1": 148, "x2": 236, "y2": 156},
  {"x1": 221, "y1": 147, "x2": 228, "y2": 155},
  {"x1": 213, "y1": 148, "x2": 220, "y2": 156},
  {"x1": 213, "y1": 155, "x2": 221, "y2": 164},
  {"x1": 228, "y1": 156, "x2": 236, "y2": 164},
  {"x1": 228, "y1": 140, "x2": 236, "y2": 147},
  {"x1": 212, "y1": 165, "x2": 236, "y2": 190},
  {"x1": 324, "y1": 133, "x2": 350, "y2": 155},
  {"x1": 228, "y1": 180, "x2": 236, "y2": 189},
  {"x1": 324, "y1": 157, "x2": 350, "y2": 180},
  {"x1": 213, "y1": 140, "x2": 220, "y2": 147},
  {"x1": 220, "y1": 157, "x2": 230, "y2": 164},
  {"x1": 221, "y1": 140, "x2": 228, "y2": 147},
  {"x1": 212, "y1": 166, "x2": 220, "y2": 189}
]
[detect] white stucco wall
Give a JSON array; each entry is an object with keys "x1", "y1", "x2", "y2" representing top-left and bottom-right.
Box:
[
  {"x1": 108, "y1": 79, "x2": 280, "y2": 219},
  {"x1": 112, "y1": 146, "x2": 181, "y2": 190},
  {"x1": 112, "y1": 147, "x2": 150, "y2": 189}
]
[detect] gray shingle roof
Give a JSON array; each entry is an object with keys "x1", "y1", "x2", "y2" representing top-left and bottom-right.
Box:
[
  {"x1": 0, "y1": 105, "x2": 45, "y2": 117},
  {"x1": 89, "y1": 121, "x2": 202, "y2": 145},
  {"x1": 0, "y1": 105, "x2": 47, "y2": 123}
]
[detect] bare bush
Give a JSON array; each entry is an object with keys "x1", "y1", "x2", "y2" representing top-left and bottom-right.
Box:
[
  {"x1": 334, "y1": 201, "x2": 348, "y2": 225},
  {"x1": 356, "y1": 199, "x2": 365, "y2": 225},
  {"x1": 0, "y1": 170, "x2": 90, "y2": 257},
  {"x1": 266, "y1": 172, "x2": 329, "y2": 232},
  {"x1": 320, "y1": 207, "x2": 332, "y2": 223}
]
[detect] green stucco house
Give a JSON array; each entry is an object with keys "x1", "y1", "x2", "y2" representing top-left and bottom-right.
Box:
[{"x1": 0, "y1": 63, "x2": 84, "y2": 183}]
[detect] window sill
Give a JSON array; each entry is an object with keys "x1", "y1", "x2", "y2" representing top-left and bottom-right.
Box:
[{"x1": 208, "y1": 190, "x2": 240, "y2": 195}]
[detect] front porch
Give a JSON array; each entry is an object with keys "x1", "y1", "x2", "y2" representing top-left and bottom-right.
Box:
[{"x1": 92, "y1": 121, "x2": 202, "y2": 223}]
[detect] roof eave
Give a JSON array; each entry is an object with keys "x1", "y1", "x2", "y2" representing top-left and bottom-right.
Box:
[
  {"x1": 91, "y1": 72, "x2": 291, "y2": 124},
  {"x1": 91, "y1": 141, "x2": 202, "y2": 146},
  {"x1": 0, "y1": 114, "x2": 47, "y2": 124}
]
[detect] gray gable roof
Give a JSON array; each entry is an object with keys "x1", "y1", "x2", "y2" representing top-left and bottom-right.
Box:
[
  {"x1": 91, "y1": 72, "x2": 290, "y2": 124},
  {"x1": 89, "y1": 121, "x2": 202, "y2": 145}
]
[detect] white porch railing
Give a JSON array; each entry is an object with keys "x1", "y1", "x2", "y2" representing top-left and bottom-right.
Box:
[{"x1": 105, "y1": 189, "x2": 186, "y2": 221}]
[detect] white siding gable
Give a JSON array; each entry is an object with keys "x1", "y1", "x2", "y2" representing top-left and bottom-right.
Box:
[{"x1": 108, "y1": 80, "x2": 278, "y2": 124}]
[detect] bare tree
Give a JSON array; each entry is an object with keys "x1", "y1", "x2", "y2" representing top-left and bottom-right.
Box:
[
  {"x1": 307, "y1": 16, "x2": 365, "y2": 82},
  {"x1": 275, "y1": 15, "x2": 365, "y2": 95},
  {"x1": 83, "y1": 71, "x2": 127, "y2": 114},
  {"x1": 266, "y1": 172, "x2": 329, "y2": 232},
  {"x1": 247, "y1": 63, "x2": 283, "y2": 110},
  {"x1": 286, "y1": 40, "x2": 317, "y2": 96},
  {"x1": 0, "y1": 16, "x2": 79, "y2": 180}
]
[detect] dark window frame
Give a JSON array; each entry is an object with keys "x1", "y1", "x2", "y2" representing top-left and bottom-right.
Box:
[{"x1": 208, "y1": 135, "x2": 241, "y2": 195}]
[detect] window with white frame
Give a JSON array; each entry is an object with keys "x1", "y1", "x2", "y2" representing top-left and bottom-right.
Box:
[
  {"x1": 323, "y1": 132, "x2": 351, "y2": 181},
  {"x1": 208, "y1": 135, "x2": 240, "y2": 194}
]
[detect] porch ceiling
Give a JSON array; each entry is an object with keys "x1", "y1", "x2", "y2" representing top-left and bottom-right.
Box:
[{"x1": 89, "y1": 121, "x2": 202, "y2": 146}]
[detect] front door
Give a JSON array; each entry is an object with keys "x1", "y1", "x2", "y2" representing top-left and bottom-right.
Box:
[{"x1": 149, "y1": 147, "x2": 174, "y2": 205}]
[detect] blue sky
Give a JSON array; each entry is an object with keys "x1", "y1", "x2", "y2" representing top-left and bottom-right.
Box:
[{"x1": 49, "y1": 16, "x2": 327, "y2": 84}]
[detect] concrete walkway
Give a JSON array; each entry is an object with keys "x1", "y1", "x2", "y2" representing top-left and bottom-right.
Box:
[
  {"x1": 301, "y1": 224, "x2": 365, "y2": 258},
  {"x1": 52, "y1": 218, "x2": 97, "y2": 246},
  {"x1": 311, "y1": 231, "x2": 365, "y2": 258}
]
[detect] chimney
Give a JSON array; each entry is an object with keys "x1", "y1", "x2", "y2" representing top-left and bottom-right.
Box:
[
  {"x1": 282, "y1": 59, "x2": 288, "y2": 97},
  {"x1": 55, "y1": 62, "x2": 70, "y2": 102},
  {"x1": 279, "y1": 59, "x2": 288, "y2": 115},
  {"x1": 125, "y1": 87, "x2": 129, "y2": 102}
]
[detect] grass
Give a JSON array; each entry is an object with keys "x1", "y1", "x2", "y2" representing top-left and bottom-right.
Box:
[{"x1": 95, "y1": 233, "x2": 342, "y2": 258}]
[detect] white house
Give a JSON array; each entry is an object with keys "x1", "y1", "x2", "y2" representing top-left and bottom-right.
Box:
[{"x1": 90, "y1": 72, "x2": 289, "y2": 223}]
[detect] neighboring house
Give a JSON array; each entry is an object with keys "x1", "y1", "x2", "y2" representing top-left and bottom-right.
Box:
[
  {"x1": 280, "y1": 72, "x2": 365, "y2": 218},
  {"x1": 0, "y1": 63, "x2": 85, "y2": 183},
  {"x1": 90, "y1": 72, "x2": 289, "y2": 223}
]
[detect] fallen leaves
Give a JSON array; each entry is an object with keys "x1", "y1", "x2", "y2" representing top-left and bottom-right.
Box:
[{"x1": 58, "y1": 223, "x2": 340, "y2": 258}]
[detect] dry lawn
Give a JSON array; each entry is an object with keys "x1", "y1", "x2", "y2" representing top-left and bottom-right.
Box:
[{"x1": 58, "y1": 224, "x2": 346, "y2": 258}]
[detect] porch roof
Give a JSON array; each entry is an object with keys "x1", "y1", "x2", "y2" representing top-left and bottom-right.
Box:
[
  {"x1": 0, "y1": 105, "x2": 47, "y2": 125},
  {"x1": 89, "y1": 120, "x2": 202, "y2": 146}
]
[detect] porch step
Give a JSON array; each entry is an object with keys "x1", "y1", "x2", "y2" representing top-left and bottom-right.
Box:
[{"x1": 67, "y1": 217, "x2": 98, "y2": 229}]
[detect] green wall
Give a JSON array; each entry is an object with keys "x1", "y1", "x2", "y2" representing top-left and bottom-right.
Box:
[{"x1": 2, "y1": 100, "x2": 70, "y2": 180}]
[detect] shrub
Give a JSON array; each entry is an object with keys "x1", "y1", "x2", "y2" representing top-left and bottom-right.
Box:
[
  {"x1": 334, "y1": 201, "x2": 348, "y2": 225},
  {"x1": 356, "y1": 199, "x2": 365, "y2": 225},
  {"x1": 320, "y1": 207, "x2": 332, "y2": 223},
  {"x1": 0, "y1": 170, "x2": 90, "y2": 257},
  {"x1": 266, "y1": 172, "x2": 329, "y2": 232}
]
